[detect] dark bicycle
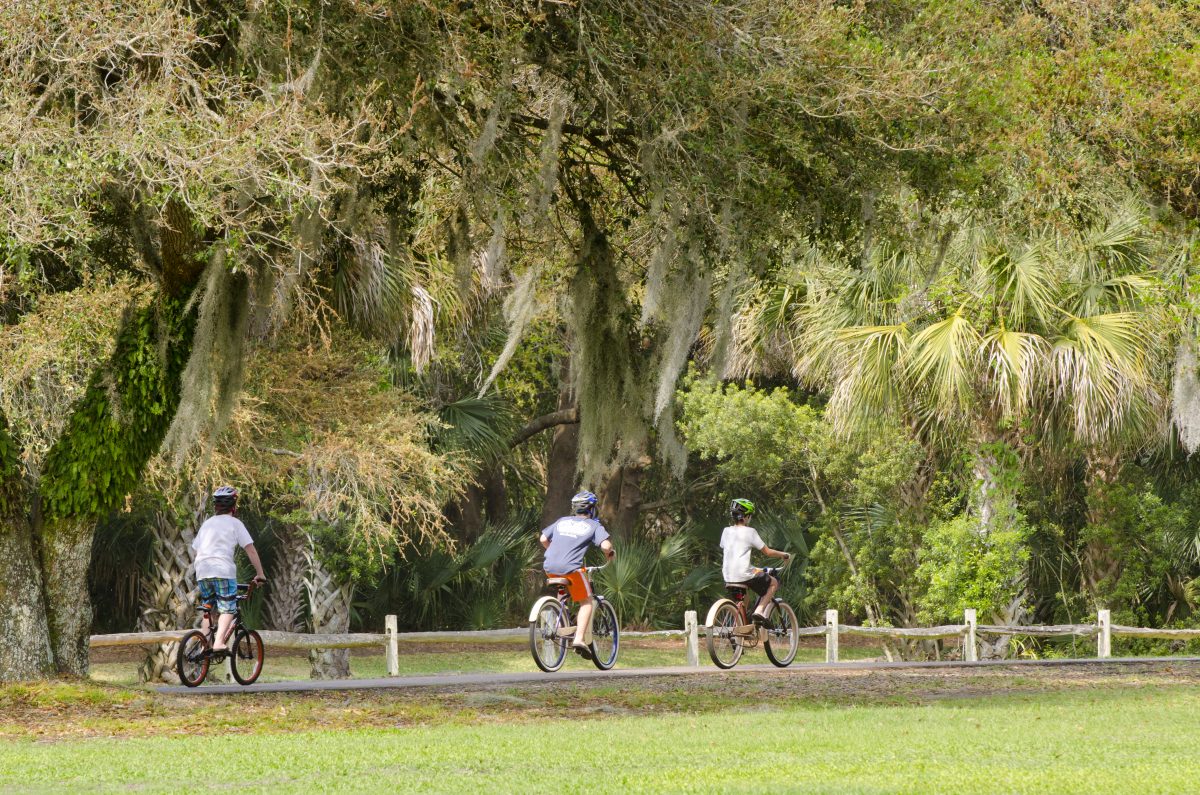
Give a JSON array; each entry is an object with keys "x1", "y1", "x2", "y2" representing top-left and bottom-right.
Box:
[
  {"x1": 705, "y1": 563, "x2": 799, "y2": 669},
  {"x1": 176, "y1": 581, "x2": 265, "y2": 687},
  {"x1": 528, "y1": 563, "x2": 619, "y2": 673}
]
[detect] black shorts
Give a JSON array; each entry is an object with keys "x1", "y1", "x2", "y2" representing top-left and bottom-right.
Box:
[{"x1": 745, "y1": 571, "x2": 776, "y2": 596}]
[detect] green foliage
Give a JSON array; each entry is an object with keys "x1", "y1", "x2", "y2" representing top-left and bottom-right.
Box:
[
  {"x1": 360, "y1": 514, "x2": 540, "y2": 631},
  {"x1": 1082, "y1": 475, "x2": 1199, "y2": 625},
  {"x1": 0, "y1": 414, "x2": 21, "y2": 517},
  {"x1": 917, "y1": 512, "x2": 1031, "y2": 623},
  {"x1": 436, "y1": 395, "x2": 516, "y2": 467},
  {"x1": 678, "y1": 376, "x2": 823, "y2": 490},
  {"x1": 39, "y1": 298, "x2": 193, "y2": 522}
]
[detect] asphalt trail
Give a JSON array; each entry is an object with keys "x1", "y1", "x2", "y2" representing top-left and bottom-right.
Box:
[{"x1": 157, "y1": 655, "x2": 1200, "y2": 696}]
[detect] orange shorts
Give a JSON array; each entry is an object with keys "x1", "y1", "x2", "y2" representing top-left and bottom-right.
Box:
[{"x1": 546, "y1": 569, "x2": 592, "y2": 602}]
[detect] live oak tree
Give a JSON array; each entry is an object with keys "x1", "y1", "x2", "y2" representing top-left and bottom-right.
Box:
[{"x1": 0, "y1": 1, "x2": 365, "y2": 679}]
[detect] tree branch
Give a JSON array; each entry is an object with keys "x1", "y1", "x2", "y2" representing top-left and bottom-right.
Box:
[
  {"x1": 252, "y1": 443, "x2": 303, "y2": 459},
  {"x1": 509, "y1": 407, "x2": 579, "y2": 448}
]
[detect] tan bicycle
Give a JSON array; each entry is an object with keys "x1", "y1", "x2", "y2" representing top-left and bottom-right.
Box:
[
  {"x1": 705, "y1": 565, "x2": 799, "y2": 669},
  {"x1": 528, "y1": 563, "x2": 619, "y2": 673}
]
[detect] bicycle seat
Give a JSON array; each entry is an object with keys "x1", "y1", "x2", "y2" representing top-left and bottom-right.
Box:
[
  {"x1": 725, "y1": 583, "x2": 748, "y2": 596},
  {"x1": 546, "y1": 577, "x2": 570, "y2": 586}
]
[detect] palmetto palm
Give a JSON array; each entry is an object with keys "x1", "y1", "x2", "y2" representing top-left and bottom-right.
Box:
[
  {"x1": 804, "y1": 213, "x2": 1157, "y2": 435},
  {"x1": 794, "y1": 207, "x2": 1169, "y2": 552}
]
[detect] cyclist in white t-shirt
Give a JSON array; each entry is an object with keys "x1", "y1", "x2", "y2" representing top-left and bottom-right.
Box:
[
  {"x1": 191, "y1": 486, "x2": 266, "y2": 653},
  {"x1": 719, "y1": 498, "x2": 789, "y2": 623}
]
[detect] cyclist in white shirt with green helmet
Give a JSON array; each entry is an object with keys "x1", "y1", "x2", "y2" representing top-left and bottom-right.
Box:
[{"x1": 720, "y1": 498, "x2": 790, "y2": 623}]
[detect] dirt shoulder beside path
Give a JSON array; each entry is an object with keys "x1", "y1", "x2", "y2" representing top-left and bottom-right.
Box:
[{"x1": 4, "y1": 658, "x2": 1200, "y2": 742}]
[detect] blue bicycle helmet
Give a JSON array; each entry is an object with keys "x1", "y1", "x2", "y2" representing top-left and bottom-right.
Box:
[{"x1": 571, "y1": 490, "x2": 598, "y2": 519}]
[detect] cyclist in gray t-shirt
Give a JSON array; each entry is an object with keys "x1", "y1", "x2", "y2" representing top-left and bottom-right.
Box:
[{"x1": 540, "y1": 490, "x2": 615, "y2": 658}]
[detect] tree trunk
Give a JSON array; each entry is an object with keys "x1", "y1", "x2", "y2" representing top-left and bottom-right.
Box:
[
  {"x1": 482, "y1": 468, "x2": 508, "y2": 525},
  {"x1": 540, "y1": 364, "x2": 579, "y2": 532},
  {"x1": 972, "y1": 447, "x2": 1001, "y2": 538},
  {"x1": 1081, "y1": 452, "x2": 1123, "y2": 605},
  {"x1": 600, "y1": 458, "x2": 649, "y2": 540},
  {"x1": 305, "y1": 545, "x2": 353, "y2": 679},
  {"x1": 137, "y1": 500, "x2": 202, "y2": 683},
  {"x1": 979, "y1": 586, "x2": 1029, "y2": 660},
  {"x1": 0, "y1": 515, "x2": 54, "y2": 681},
  {"x1": 456, "y1": 482, "x2": 487, "y2": 538},
  {"x1": 264, "y1": 524, "x2": 308, "y2": 633},
  {"x1": 969, "y1": 435, "x2": 1026, "y2": 660},
  {"x1": 39, "y1": 516, "x2": 95, "y2": 677}
]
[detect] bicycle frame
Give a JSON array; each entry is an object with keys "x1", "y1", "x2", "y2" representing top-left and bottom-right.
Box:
[
  {"x1": 705, "y1": 565, "x2": 789, "y2": 646},
  {"x1": 528, "y1": 561, "x2": 619, "y2": 673},
  {"x1": 526, "y1": 563, "x2": 609, "y2": 638},
  {"x1": 197, "y1": 582, "x2": 258, "y2": 649}
]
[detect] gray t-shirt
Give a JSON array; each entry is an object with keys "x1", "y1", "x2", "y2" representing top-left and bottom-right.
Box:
[{"x1": 542, "y1": 516, "x2": 610, "y2": 574}]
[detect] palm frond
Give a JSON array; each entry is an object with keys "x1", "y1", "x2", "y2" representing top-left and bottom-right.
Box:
[
  {"x1": 436, "y1": 394, "x2": 515, "y2": 464},
  {"x1": 1050, "y1": 313, "x2": 1153, "y2": 444},
  {"x1": 981, "y1": 328, "x2": 1047, "y2": 419},
  {"x1": 905, "y1": 311, "x2": 980, "y2": 422},
  {"x1": 829, "y1": 324, "x2": 909, "y2": 435},
  {"x1": 1084, "y1": 207, "x2": 1153, "y2": 276},
  {"x1": 986, "y1": 242, "x2": 1057, "y2": 327},
  {"x1": 1070, "y1": 274, "x2": 1153, "y2": 316}
]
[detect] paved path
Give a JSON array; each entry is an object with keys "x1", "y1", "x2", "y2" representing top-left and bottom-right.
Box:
[{"x1": 157, "y1": 655, "x2": 1200, "y2": 696}]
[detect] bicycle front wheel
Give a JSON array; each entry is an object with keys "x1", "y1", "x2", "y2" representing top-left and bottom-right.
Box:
[
  {"x1": 763, "y1": 601, "x2": 799, "y2": 667},
  {"x1": 176, "y1": 629, "x2": 211, "y2": 687},
  {"x1": 230, "y1": 628, "x2": 265, "y2": 685},
  {"x1": 529, "y1": 599, "x2": 569, "y2": 673},
  {"x1": 590, "y1": 598, "x2": 619, "y2": 671},
  {"x1": 707, "y1": 602, "x2": 744, "y2": 669}
]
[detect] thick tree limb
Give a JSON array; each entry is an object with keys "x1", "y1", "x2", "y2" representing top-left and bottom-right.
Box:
[
  {"x1": 510, "y1": 407, "x2": 579, "y2": 448},
  {"x1": 252, "y1": 443, "x2": 303, "y2": 459}
]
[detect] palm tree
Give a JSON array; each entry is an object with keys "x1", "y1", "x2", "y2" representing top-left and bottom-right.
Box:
[{"x1": 791, "y1": 204, "x2": 1171, "y2": 630}]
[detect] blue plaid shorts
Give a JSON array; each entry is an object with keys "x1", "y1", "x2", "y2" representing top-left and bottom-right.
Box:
[{"x1": 198, "y1": 578, "x2": 238, "y2": 614}]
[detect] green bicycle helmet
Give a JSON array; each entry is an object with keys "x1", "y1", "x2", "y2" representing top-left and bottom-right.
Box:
[{"x1": 730, "y1": 498, "x2": 755, "y2": 521}]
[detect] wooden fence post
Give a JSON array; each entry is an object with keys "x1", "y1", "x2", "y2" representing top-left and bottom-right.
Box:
[
  {"x1": 825, "y1": 609, "x2": 839, "y2": 663},
  {"x1": 1097, "y1": 609, "x2": 1111, "y2": 659},
  {"x1": 684, "y1": 610, "x2": 699, "y2": 667},
  {"x1": 385, "y1": 614, "x2": 399, "y2": 676},
  {"x1": 963, "y1": 608, "x2": 978, "y2": 662}
]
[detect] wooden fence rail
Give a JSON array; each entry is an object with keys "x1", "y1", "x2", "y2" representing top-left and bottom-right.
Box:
[{"x1": 90, "y1": 607, "x2": 1200, "y2": 676}]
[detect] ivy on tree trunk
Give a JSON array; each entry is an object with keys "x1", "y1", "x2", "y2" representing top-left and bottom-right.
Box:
[{"x1": 0, "y1": 294, "x2": 197, "y2": 681}]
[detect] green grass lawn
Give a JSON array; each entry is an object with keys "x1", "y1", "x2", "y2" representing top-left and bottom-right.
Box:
[
  {"x1": 3, "y1": 681, "x2": 1197, "y2": 793},
  {"x1": 88, "y1": 641, "x2": 879, "y2": 686}
]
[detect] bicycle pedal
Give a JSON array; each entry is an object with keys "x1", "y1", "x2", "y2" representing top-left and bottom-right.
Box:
[
  {"x1": 556, "y1": 626, "x2": 577, "y2": 638},
  {"x1": 733, "y1": 624, "x2": 756, "y2": 636}
]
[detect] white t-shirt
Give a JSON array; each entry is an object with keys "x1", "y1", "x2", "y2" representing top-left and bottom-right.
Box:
[
  {"x1": 720, "y1": 525, "x2": 766, "y2": 583},
  {"x1": 192, "y1": 514, "x2": 254, "y2": 580}
]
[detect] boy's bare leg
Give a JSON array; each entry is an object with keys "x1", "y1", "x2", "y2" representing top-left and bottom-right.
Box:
[
  {"x1": 753, "y1": 576, "x2": 780, "y2": 618},
  {"x1": 574, "y1": 600, "x2": 594, "y2": 646},
  {"x1": 213, "y1": 612, "x2": 235, "y2": 649}
]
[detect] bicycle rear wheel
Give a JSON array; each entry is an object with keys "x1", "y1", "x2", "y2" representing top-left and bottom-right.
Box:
[
  {"x1": 763, "y1": 601, "x2": 799, "y2": 667},
  {"x1": 176, "y1": 630, "x2": 211, "y2": 687},
  {"x1": 230, "y1": 628, "x2": 265, "y2": 685},
  {"x1": 706, "y1": 602, "x2": 744, "y2": 669},
  {"x1": 590, "y1": 598, "x2": 619, "y2": 671},
  {"x1": 529, "y1": 599, "x2": 569, "y2": 672}
]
